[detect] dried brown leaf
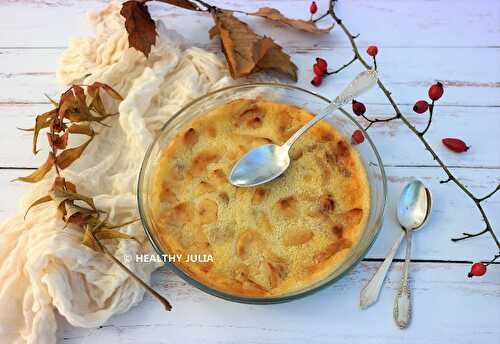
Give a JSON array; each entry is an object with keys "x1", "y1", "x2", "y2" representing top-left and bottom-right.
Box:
[
  {"x1": 210, "y1": 10, "x2": 297, "y2": 81},
  {"x1": 82, "y1": 224, "x2": 101, "y2": 251},
  {"x1": 15, "y1": 153, "x2": 54, "y2": 183},
  {"x1": 65, "y1": 204, "x2": 101, "y2": 227},
  {"x1": 24, "y1": 194, "x2": 52, "y2": 219},
  {"x1": 68, "y1": 124, "x2": 95, "y2": 136},
  {"x1": 157, "y1": 0, "x2": 201, "y2": 11},
  {"x1": 52, "y1": 176, "x2": 77, "y2": 193},
  {"x1": 89, "y1": 82, "x2": 123, "y2": 101},
  {"x1": 250, "y1": 7, "x2": 333, "y2": 33},
  {"x1": 121, "y1": 1, "x2": 157, "y2": 57},
  {"x1": 49, "y1": 188, "x2": 96, "y2": 211},
  {"x1": 44, "y1": 94, "x2": 59, "y2": 107},
  {"x1": 87, "y1": 85, "x2": 106, "y2": 116},
  {"x1": 95, "y1": 227, "x2": 137, "y2": 242},
  {"x1": 104, "y1": 218, "x2": 140, "y2": 229},
  {"x1": 32, "y1": 109, "x2": 58, "y2": 154},
  {"x1": 82, "y1": 224, "x2": 136, "y2": 252},
  {"x1": 47, "y1": 131, "x2": 69, "y2": 150},
  {"x1": 59, "y1": 87, "x2": 101, "y2": 123},
  {"x1": 55, "y1": 136, "x2": 94, "y2": 170}
]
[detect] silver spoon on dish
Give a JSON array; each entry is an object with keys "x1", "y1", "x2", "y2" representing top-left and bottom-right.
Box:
[
  {"x1": 229, "y1": 69, "x2": 378, "y2": 187},
  {"x1": 359, "y1": 180, "x2": 432, "y2": 328}
]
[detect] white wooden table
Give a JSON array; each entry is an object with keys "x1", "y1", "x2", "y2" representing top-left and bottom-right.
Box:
[{"x1": 1, "y1": 0, "x2": 499, "y2": 343}]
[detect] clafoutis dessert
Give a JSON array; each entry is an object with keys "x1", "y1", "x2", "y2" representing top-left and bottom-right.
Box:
[{"x1": 150, "y1": 98, "x2": 370, "y2": 296}]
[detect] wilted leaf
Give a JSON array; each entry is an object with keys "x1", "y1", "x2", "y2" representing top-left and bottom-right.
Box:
[
  {"x1": 32, "y1": 109, "x2": 58, "y2": 154},
  {"x1": 82, "y1": 224, "x2": 101, "y2": 251},
  {"x1": 15, "y1": 153, "x2": 54, "y2": 183},
  {"x1": 68, "y1": 124, "x2": 95, "y2": 137},
  {"x1": 56, "y1": 136, "x2": 94, "y2": 170},
  {"x1": 44, "y1": 94, "x2": 59, "y2": 107},
  {"x1": 121, "y1": 1, "x2": 157, "y2": 57},
  {"x1": 250, "y1": 7, "x2": 333, "y2": 33},
  {"x1": 47, "y1": 131, "x2": 69, "y2": 150},
  {"x1": 87, "y1": 85, "x2": 106, "y2": 116},
  {"x1": 82, "y1": 224, "x2": 137, "y2": 252},
  {"x1": 17, "y1": 127, "x2": 34, "y2": 132},
  {"x1": 210, "y1": 11, "x2": 297, "y2": 81},
  {"x1": 63, "y1": 204, "x2": 96, "y2": 226},
  {"x1": 59, "y1": 87, "x2": 100, "y2": 123},
  {"x1": 104, "y1": 217, "x2": 140, "y2": 229},
  {"x1": 89, "y1": 82, "x2": 123, "y2": 101},
  {"x1": 52, "y1": 176, "x2": 77, "y2": 193},
  {"x1": 24, "y1": 194, "x2": 52, "y2": 219},
  {"x1": 95, "y1": 227, "x2": 137, "y2": 242},
  {"x1": 157, "y1": 0, "x2": 201, "y2": 11},
  {"x1": 49, "y1": 188, "x2": 96, "y2": 211}
]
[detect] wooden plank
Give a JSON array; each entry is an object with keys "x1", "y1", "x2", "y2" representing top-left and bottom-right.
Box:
[
  {"x1": 1, "y1": 0, "x2": 499, "y2": 48},
  {"x1": 56, "y1": 262, "x2": 500, "y2": 344},
  {"x1": 1, "y1": 102, "x2": 499, "y2": 169},
  {"x1": 1, "y1": 167, "x2": 498, "y2": 262},
  {"x1": 1, "y1": 47, "x2": 499, "y2": 107}
]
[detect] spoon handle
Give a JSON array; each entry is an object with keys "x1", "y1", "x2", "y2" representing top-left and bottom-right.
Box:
[
  {"x1": 394, "y1": 228, "x2": 412, "y2": 329},
  {"x1": 283, "y1": 70, "x2": 378, "y2": 149},
  {"x1": 360, "y1": 230, "x2": 405, "y2": 309}
]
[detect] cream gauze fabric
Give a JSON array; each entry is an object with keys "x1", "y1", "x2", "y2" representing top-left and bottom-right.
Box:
[{"x1": 0, "y1": 1, "x2": 268, "y2": 343}]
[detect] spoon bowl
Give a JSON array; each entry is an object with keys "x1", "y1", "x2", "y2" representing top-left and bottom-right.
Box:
[
  {"x1": 397, "y1": 180, "x2": 432, "y2": 231},
  {"x1": 230, "y1": 144, "x2": 290, "y2": 187}
]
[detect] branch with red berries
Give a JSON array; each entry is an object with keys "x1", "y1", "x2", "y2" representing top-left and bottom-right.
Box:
[{"x1": 309, "y1": 0, "x2": 499, "y2": 277}]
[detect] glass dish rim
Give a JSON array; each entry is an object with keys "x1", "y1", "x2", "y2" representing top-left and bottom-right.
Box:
[{"x1": 137, "y1": 82, "x2": 387, "y2": 304}]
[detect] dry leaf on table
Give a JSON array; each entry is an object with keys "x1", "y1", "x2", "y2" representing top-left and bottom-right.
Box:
[
  {"x1": 156, "y1": 0, "x2": 201, "y2": 11},
  {"x1": 209, "y1": 10, "x2": 297, "y2": 80},
  {"x1": 250, "y1": 7, "x2": 334, "y2": 33},
  {"x1": 121, "y1": 1, "x2": 157, "y2": 57}
]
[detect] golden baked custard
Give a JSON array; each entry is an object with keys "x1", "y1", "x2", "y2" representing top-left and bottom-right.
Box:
[{"x1": 150, "y1": 98, "x2": 370, "y2": 296}]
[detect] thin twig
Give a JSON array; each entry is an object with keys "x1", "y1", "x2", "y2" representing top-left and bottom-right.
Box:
[
  {"x1": 326, "y1": 0, "x2": 500, "y2": 256},
  {"x1": 360, "y1": 113, "x2": 400, "y2": 131},
  {"x1": 484, "y1": 254, "x2": 500, "y2": 266},
  {"x1": 326, "y1": 56, "x2": 357, "y2": 75},
  {"x1": 419, "y1": 100, "x2": 434, "y2": 136},
  {"x1": 89, "y1": 216, "x2": 172, "y2": 311},
  {"x1": 477, "y1": 184, "x2": 500, "y2": 202},
  {"x1": 313, "y1": 11, "x2": 331, "y2": 23}
]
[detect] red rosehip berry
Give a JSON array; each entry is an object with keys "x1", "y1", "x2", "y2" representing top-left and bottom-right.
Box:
[
  {"x1": 442, "y1": 138, "x2": 469, "y2": 153},
  {"x1": 315, "y1": 57, "x2": 328, "y2": 71},
  {"x1": 311, "y1": 75, "x2": 322, "y2": 87},
  {"x1": 367, "y1": 45, "x2": 378, "y2": 57},
  {"x1": 428, "y1": 82, "x2": 444, "y2": 101},
  {"x1": 352, "y1": 100, "x2": 366, "y2": 116},
  {"x1": 309, "y1": 1, "x2": 318, "y2": 14},
  {"x1": 352, "y1": 130, "x2": 364, "y2": 144},
  {"x1": 313, "y1": 63, "x2": 325, "y2": 76},
  {"x1": 413, "y1": 100, "x2": 429, "y2": 114},
  {"x1": 468, "y1": 262, "x2": 487, "y2": 278}
]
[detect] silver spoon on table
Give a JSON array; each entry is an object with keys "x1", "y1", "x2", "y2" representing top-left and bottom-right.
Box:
[
  {"x1": 360, "y1": 180, "x2": 432, "y2": 328},
  {"x1": 229, "y1": 70, "x2": 378, "y2": 187}
]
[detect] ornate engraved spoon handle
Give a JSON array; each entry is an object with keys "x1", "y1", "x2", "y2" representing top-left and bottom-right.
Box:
[
  {"x1": 283, "y1": 70, "x2": 378, "y2": 149},
  {"x1": 360, "y1": 230, "x2": 405, "y2": 309},
  {"x1": 394, "y1": 228, "x2": 412, "y2": 329}
]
